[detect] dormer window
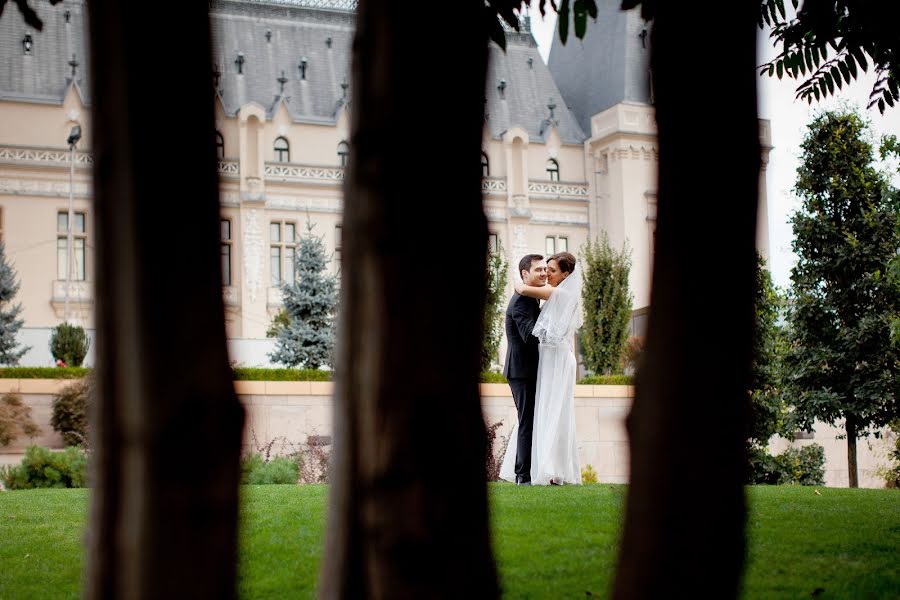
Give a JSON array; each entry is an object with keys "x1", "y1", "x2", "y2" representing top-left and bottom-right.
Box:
[
  {"x1": 274, "y1": 136, "x2": 290, "y2": 163},
  {"x1": 546, "y1": 158, "x2": 560, "y2": 181},
  {"x1": 337, "y1": 141, "x2": 349, "y2": 167},
  {"x1": 481, "y1": 152, "x2": 490, "y2": 177}
]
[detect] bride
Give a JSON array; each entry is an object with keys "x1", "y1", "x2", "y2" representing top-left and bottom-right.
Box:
[{"x1": 500, "y1": 252, "x2": 582, "y2": 486}]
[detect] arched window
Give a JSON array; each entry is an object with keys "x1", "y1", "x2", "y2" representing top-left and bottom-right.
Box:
[
  {"x1": 215, "y1": 131, "x2": 225, "y2": 160},
  {"x1": 337, "y1": 141, "x2": 349, "y2": 167},
  {"x1": 546, "y1": 158, "x2": 560, "y2": 181},
  {"x1": 274, "y1": 136, "x2": 290, "y2": 163},
  {"x1": 481, "y1": 152, "x2": 490, "y2": 177}
]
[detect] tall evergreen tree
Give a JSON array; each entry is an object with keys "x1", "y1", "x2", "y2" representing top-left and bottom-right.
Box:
[
  {"x1": 785, "y1": 108, "x2": 900, "y2": 487},
  {"x1": 0, "y1": 242, "x2": 29, "y2": 365},
  {"x1": 269, "y1": 221, "x2": 338, "y2": 369},
  {"x1": 579, "y1": 232, "x2": 632, "y2": 375}
]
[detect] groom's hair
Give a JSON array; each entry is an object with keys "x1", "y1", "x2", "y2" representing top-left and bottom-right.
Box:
[
  {"x1": 518, "y1": 254, "x2": 544, "y2": 280},
  {"x1": 549, "y1": 252, "x2": 576, "y2": 274}
]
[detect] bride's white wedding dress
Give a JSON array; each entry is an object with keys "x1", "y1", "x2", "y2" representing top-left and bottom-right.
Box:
[{"x1": 500, "y1": 266, "x2": 582, "y2": 485}]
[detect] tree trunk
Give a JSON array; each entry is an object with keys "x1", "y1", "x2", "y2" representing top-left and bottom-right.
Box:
[
  {"x1": 846, "y1": 416, "x2": 858, "y2": 488},
  {"x1": 613, "y1": 3, "x2": 759, "y2": 598},
  {"x1": 84, "y1": 4, "x2": 245, "y2": 598},
  {"x1": 319, "y1": 1, "x2": 497, "y2": 598}
]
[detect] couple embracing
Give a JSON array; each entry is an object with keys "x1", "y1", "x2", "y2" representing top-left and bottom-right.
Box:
[{"x1": 500, "y1": 252, "x2": 582, "y2": 486}]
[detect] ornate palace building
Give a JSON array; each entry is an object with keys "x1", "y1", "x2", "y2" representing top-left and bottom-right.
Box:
[{"x1": 0, "y1": 0, "x2": 770, "y2": 366}]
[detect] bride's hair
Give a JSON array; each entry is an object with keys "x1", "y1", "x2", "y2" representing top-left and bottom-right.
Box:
[{"x1": 549, "y1": 251, "x2": 576, "y2": 274}]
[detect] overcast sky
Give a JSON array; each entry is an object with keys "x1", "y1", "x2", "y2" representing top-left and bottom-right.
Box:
[{"x1": 529, "y1": 11, "x2": 900, "y2": 289}]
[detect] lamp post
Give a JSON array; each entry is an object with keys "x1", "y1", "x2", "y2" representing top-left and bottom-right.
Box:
[{"x1": 65, "y1": 125, "x2": 81, "y2": 322}]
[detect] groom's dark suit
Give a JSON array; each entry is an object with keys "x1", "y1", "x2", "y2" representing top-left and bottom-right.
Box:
[{"x1": 503, "y1": 292, "x2": 540, "y2": 484}]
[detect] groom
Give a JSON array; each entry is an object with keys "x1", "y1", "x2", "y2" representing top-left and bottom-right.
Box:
[{"x1": 502, "y1": 254, "x2": 547, "y2": 485}]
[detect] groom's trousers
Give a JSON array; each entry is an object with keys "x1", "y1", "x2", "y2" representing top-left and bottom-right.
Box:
[{"x1": 508, "y1": 376, "x2": 537, "y2": 483}]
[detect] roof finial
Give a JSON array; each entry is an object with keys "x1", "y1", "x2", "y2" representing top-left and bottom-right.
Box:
[
  {"x1": 299, "y1": 57, "x2": 308, "y2": 80},
  {"x1": 548, "y1": 98, "x2": 556, "y2": 120},
  {"x1": 341, "y1": 76, "x2": 349, "y2": 99},
  {"x1": 278, "y1": 70, "x2": 288, "y2": 93},
  {"x1": 68, "y1": 54, "x2": 79, "y2": 78},
  {"x1": 266, "y1": 30, "x2": 272, "y2": 43},
  {"x1": 212, "y1": 64, "x2": 221, "y2": 90},
  {"x1": 235, "y1": 52, "x2": 245, "y2": 75},
  {"x1": 498, "y1": 79, "x2": 507, "y2": 100}
]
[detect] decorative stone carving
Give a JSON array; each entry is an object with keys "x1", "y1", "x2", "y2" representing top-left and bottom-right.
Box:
[
  {"x1": 527, "y1": 181, "x2": 588, "y2": 197},
  {"x1": 243, "y1": 209, "x2": 265, "y2": 303},
  {"x1": 264, "y1": 163, "x2": 344, "y2": 183},
  {"x1": 512, "y1": 224, "x2": 528, "y2": 258}
]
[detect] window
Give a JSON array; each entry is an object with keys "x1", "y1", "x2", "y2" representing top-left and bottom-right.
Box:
[
  {"x1": 274, "y1": 136, "x2": 290, "y2": 163},
  {"x1": 546, "y1": 158, "x2": 560, "y2": 181},
  {"x1": 334, "y1": 224, "x2": 342, "y2": 271},
  {"x1": 337, "y1": 141, "x2": 349, "y2": 167},
  {"x1": 545, "y1": 235, "x2": 568, "y2": 255},
  {"x1": 215, "y1": 131, "x2": 225, "y2": 160},
  {"x1": 221, "y1": 219, "x2": 232, "y2": 286},
  {"x1": 270, "y1": 221, "x2": 296, "y2": 285},
  {"x1": 481, "y1": 152, "x2": 490, "y2": 177},
  {"x1": 488, "y1": 232, "x2": 499, "y2": 254},
  {"x1": 57, "y1": 211, "x2": 86, "y2": 281}
]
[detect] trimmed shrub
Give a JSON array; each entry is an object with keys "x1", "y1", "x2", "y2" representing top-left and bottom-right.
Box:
[
  {"x1": 240, "y1": 453, "x2": 299, "y2": 485},
  {"x1": 0, "y1": 393, "x2": 41, "y2": 446},
  {"x1": 747, "y1": 443, "x2": 825, "y2": 486},
  {"x1": 51, "y1": 376, "x2": 91, "y2": 447},
  {"x1": 0, "y1": 445, "x2": 87, "y2": 489},
  {"x1": 49, "y1": 323, "x2": 91, "y2": 367},
  {"x1": 232, "y1": 367, "x2": 331, "y2": 381},
  {"x1": 0, "y1": 367, "x2": 89, "y2": 379},
  {"x1": 577, "y1": 374, "x2": 634, "y2": 385}
]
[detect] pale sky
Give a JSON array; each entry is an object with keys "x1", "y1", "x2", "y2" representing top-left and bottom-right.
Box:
[{"x1": 529, "y1": 11, "x2": 900, "y2": 289}]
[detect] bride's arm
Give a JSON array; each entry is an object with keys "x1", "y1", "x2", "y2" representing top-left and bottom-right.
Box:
[{"x1": 514, "y1": 279, "x2": 554, "y2": 301}]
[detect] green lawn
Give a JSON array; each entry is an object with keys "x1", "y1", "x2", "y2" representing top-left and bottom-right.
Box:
[{"x1": 0, "y1": 485, "x2": 897, "y2": 599}]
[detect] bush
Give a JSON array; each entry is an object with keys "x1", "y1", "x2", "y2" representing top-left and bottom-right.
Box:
[
  {"x1": 747, "y1": 443, "x2": 825, "y2": 486},
  {"x1": 0, "y1": 393, "x2": 41, "y2": 446},
  {"x1": 485, "y1": 419, "x2": 506, "y2": 481},
  {"x1": 240, "y1": 453, "x2": 299, "y2": 485},
  {"x1": 480, "y1": 371, "x2": 507, "y2": 384},
  {"x1": 0, "y1": 445, "x2": 88, "y2": 489},
  {"x1": 581, "y1": 464, "x2": 598, "y2": 483},
  {"x1": 0, "y1": 367, "x2": 89, "y2": 379},
  {"x1": 232, "y1": 367, "x2": 332, "y2": 381},
  {"x1": 49, "y1": 323, "x2": 91, "y2": 367},
  {"x1": 51, "y1": 376, "x2": 91, "y2": 447},
  {"x1": 577, "y1": 374, "x2": 634, "y2": 385}
]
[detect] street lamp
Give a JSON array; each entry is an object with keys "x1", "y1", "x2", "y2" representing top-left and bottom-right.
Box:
[{"x1": 65, "y1": 125, "x2": 81, "y2": 322}]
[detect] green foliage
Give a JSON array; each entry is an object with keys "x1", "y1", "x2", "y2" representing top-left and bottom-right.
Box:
[
  {"x1": 0, "y1": 241, "x2": 29, "y2": 365},
  {"x1": 579, "y1": 233, "x2": 632, "y2": 375},
  {"x1": 758, "y1": 0, "x2": 900, "y2": 114},
  {"x1": 785, "y1": 109, "x2": 900, "y2": 447},
  {"x1": 232, "y1": 367, "x2": 332, "y2": 381},
  {"x1": 50, "y1": 376, "x2": 91, "y2": 447},
  {"x1": 482, "y1": 242, "x2": 508, "y2": 372},
  {"x1": 480, "y1": 371, "x2": 508, "y2": 384},
  {"x1": 747, "y1": 444, "x2": 826, "y2": 486},
  {"x1": 576, "y1": 374, "x2": 633, "y2": 385},
  {"x1": 266, "y1": 308, "x2": 290, "y2": 338},
  {"x1": 580, "y1": 464, "x2": 598, "y2": 483},
  {"x1": 878, "y1": 419, "x2": 900, "y2": 488},
  {"x1": 49, "y1": 323, "x2": 91, "y2": 367},
  {"x1": 269, "y1": 220, "x2": 338, "y2": 370},
  {"x1": 0, "y1": 367, "x2": 90, "y2": 379},
  {"x1": 240, "y1": 453, "x2": 299, "y2": 485},
  {"x1": 485, "y1": 1, "x2": 597, "y2": 51},
  {"x1": 748, "y1": 253, "x2": 788, "y2": 447},
  {"x1": 0, "y1": 393, "x2": 40, "y2": 446},
  {"x1": 0, "y1": 445, "x2": 88, "y2": 489}
]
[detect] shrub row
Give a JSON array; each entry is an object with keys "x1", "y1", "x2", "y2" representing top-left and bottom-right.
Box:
[{"x1": 0, "y1": 445, "x2": 88, "y2": 489}]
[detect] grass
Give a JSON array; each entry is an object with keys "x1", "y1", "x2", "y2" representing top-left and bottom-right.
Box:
[{"x1": 0, "y1": 485, "x2": 897, "y2": 599}]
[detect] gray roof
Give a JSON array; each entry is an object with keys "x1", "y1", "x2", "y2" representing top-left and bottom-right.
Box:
[
  {"x1": 0, "y1": 0, "x2": 91, "y2": 104},
  {"x1": 0, "y1": 0, "x2": 585, "y2": 143},
  {"x1": 547, "y1": 0, "x2": 651, "y2": 135}
]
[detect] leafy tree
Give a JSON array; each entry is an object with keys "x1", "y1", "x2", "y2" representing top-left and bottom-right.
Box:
[
  {"x1": 268, "y1": 221, "x2": 338, "y2": 369},
  {"x1": 748, "y1": 253, "x2": 787, "y2": 447},
  {"x1": 579, "y1": 233, "x2": 632, "y2": 375},
  {"x1": 0, "y1": 242, "x2": 29, "y2": 365},
  {"x1": 758, "y1": 0, "x2": 900, "y2": 113},
  {"x1": 785, "y1": 108, "x2": 900, "y2": 487},
  {"x1": 481, "y1": 241, "x2": 508, "y2": 372}
]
